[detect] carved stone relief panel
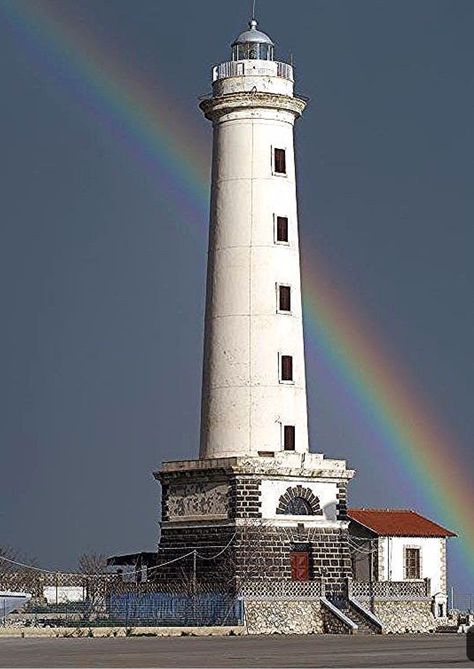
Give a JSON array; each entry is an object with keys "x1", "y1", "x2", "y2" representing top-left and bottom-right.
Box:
[{"x1": 167, "y1": 480, "x2": 228, "y2": 520}]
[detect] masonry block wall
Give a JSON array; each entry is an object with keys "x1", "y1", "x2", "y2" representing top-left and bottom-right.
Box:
[{"x1": 154, "y1": 460, "x2": 352, "y2": 596}]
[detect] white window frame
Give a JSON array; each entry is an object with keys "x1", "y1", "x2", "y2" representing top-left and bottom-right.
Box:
[
  {"x1": 273, "y1": 214, "x2": 290, "y2": 245},
  {"x1": 271, "y1": 145, "x2": 288, "y2": 177},
  {"x1": 278, "y1": 352, "x2": 295, "y2": 385}
]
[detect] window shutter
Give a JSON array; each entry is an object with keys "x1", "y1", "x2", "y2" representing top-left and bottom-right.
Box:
[
  {"x1": 281, "y1": 355, "x2": 293, "y2": 381},
  {"x1": 284, "y1": 425, "x2": 295, "y2": 451},
  {"x1": 274, "y1": 148, "x2": 287, "y2": 174},
  {"x1": 279, "y1": 285, "x2": 291, "y2": 312},
  {"x1": 276, "y1": 216, "x2": 288, "y2": 242},
  {"x1": 405, "y1": 548, "x2": 421, "y2": 579}
]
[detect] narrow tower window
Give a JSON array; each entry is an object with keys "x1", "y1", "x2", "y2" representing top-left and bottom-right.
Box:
[
  {"x1": 274, "y1": 148, "x2": 287, "y2": 175},
  {"x1": 278, "y1": 285, "x2": 291, "y2": 312},
  {"x1": 280, "y1": 355, "x2": 293, "y2": 382},
  {"x1": 284, "y1": 425, "x2": 295, "y2": 451},
  {"x1": 276, "y1": 216, "x2": 289, "y2": 243}
]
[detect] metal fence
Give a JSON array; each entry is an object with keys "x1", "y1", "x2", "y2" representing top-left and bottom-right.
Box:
[
  {"x1": 452, "y1": 593, "x2": 474, "y2": 614},
  {"x1": 1, "y1": 571, "x2": 243, "y2": 628},
  {"x1": 107, "y1": 593, "x2": 241, "y2": 627},
  {"x1": 17, "y1": 593, "x2": 242, "y2": 628}
]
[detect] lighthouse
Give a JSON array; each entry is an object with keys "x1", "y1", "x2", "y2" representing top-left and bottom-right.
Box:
[
  {"x1": 199, "y1": 20, "x2": 309, "y2": 459},
  {"x1": 154, "y1": 17, "x2": 354, "y2": 602}
]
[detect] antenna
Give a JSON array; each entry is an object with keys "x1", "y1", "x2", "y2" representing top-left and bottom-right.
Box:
[{"x1": 252, "y1": 0, "x2": 256, "y2": 21}]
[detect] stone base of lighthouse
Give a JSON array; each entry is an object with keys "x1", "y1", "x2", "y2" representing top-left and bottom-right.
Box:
[{"x1": 153, "y1": 452, "x2": 354, "y2": 598}]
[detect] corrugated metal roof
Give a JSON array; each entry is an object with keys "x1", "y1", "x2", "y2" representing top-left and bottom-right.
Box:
[{"x1": 348, "y1": 508, "x2": 456, "y2": 537}]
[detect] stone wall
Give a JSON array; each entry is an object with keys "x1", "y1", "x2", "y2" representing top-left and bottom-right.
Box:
[
  {"x1": 373, "y1": 600, "x2": 436, "y2": 633},
  {"x1": 155, "y1": 462, "x2": 352, "y2": 596},
  {"x1": 440, "y1": 538, "x2": 447, "y2": 594},
  {"x1": 152, "y1": 524, "x2": 236, "y2": 590},
  {"x1": 154, "y1": 522, "x2": 351, "y2": 596},
  {"x1": 230, "y1": 475, "x2": 262, "y2": 519},
  {"x1": 234, "y1": 524, "x2": 352, "y2": 591},
  {"x1": 336, "y1": 481, "x2": 348, "y2": 520},
  {"x1": 320, "y1": 603, "x2": 354, "y2": 634},
  {"x1": 244, "y1": 599, "x2": 323, "y2": 635}
]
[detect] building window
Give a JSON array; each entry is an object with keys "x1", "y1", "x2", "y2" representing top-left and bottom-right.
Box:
[
  {"x1": 405, "y1": 547, "x2": 421, "y2": 579},
  {"x1": 278, "y1": 285, "x2": 291, "y2": 312},
  {"x1": 274, "y1": 148, "x2": 287, "y2": 175},
  {"x1": 290, "y1": 551, "x2": 310, "y2": 581},
  {"x1": 280, "y1": 355, "x2": 293, "y2": 382},
  {"x1": 287, "y1": 497, "x2": 313, "y2": 515},
  {"x1": 277, "y1": 486, "x2": 323, "y2": 515},
  {"x1": 283, "y1": 425, "x2": 295, "y2": 451},
  {"x1": 275, "y1": 216, "x2": 289, "y2": 243}
]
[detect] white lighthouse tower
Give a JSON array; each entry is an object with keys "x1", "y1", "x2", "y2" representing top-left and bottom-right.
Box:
[
  {"x1": 199, "y1": 20, "x2": 308, "y2": 459},
  {"x1": 147, "y1": 16, "x2": 449, "y2": 635},
  {"x1": 155, "y1": 16, "x2": 354, "y2": 605}
]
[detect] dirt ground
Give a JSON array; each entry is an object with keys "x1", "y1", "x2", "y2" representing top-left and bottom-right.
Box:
[{"x1": 0, "y1": 632, "x2": 470, "y2": 668}]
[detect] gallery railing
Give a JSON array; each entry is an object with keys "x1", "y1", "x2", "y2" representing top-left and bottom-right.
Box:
[{"x1": 212, "y1": 60, "x2": 294, "y2": 83}]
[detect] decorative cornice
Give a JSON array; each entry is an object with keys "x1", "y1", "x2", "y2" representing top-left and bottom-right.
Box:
[
  {"x1": 199, "y1": 91, "x2": 306, "y2": 121},
  {"x1": 156, "y1": 454, "x2": 354, "y2": 481}
]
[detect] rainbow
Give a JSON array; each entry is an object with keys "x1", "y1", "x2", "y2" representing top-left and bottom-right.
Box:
[
  {"x1": 2, "y1": 1, "x2": 472, "y2": 584},
  {"x1": 1, "y1": 0, "x2": 210, "y2": 221}
]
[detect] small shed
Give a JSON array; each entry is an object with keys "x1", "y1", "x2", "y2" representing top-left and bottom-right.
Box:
[
  {"x1": 348, "y1": 508, "x2": 456, "y2": 617},
  {"x1": 106, "y1": 552, "x2": 157, "y2": 583}
]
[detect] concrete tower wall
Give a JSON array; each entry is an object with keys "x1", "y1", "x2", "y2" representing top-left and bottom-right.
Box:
[{"x1": 200, "y1": 79, "x2": 309, "y2": 458}]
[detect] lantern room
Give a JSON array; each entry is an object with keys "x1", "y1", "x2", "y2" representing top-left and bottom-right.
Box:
[{"x1": 231, "y1": 20, "x2": 274, "y2": 61}]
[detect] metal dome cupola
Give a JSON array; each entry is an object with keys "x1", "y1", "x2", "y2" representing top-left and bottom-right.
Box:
[{"x1": 231, "y1": 20, "x2": 274, "y2": 61}]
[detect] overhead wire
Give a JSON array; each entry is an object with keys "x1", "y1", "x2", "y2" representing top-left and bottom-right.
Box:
[
  {"x1": 0, "y1": 533, "x2": 237, "y2": 577},
  {"x1": 1, "y1": 534, "x2": 375, "y2": 575},
  {"x1": 194, "y1": 533, "x2": 236, "y2": 560}
]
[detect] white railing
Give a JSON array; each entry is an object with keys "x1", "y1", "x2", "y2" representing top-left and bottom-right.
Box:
[
  {"x1": 351, "y1": 579, "x2": 431, "y2": 600},
  {"x1": 212, "y1": 61, "x2": 244, "y2": 80},
  {"x1": 240, "y1": 579, "x2": 323, "y2": 599},
  {"x1": 276, "y1": 61, "x2": 293, "y2": 80},
  {"x1": 212, "y1": 60, "x2": 294, "y2": 82}
]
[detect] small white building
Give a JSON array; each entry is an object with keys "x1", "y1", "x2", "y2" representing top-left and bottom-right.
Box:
[{"x1": 348, "y1": 508, "x2": 456, "y2": 618}]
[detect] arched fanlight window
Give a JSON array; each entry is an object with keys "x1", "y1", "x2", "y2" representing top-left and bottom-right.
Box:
[
  {"x1": 286, "y1": 497, "x2": 313, "y2": 516},
  {"x1": 276, "y1": 486, "x2": 323, "y2": 516}
]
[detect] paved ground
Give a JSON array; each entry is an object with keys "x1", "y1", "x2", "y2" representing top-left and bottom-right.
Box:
[{"x1": 0, "y1": 634, "x2": 470, "y2": 668}]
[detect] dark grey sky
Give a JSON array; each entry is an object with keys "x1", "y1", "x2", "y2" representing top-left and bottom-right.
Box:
[{"x1": 0, "y1": 1, "x2": 472, "y2": 590}]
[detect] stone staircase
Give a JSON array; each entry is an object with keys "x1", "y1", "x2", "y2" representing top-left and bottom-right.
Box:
[{"x1": 333, "y1": 598, "x2": 383, "y2": 635}]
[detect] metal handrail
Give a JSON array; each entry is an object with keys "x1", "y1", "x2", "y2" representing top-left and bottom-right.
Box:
[{"x1": 212, "y1": 60, "x2": 294, "y2": 83}]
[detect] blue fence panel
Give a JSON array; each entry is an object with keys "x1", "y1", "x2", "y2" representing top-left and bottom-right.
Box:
[{"x1": 107, "y1": 592, "x2": 242, "y2": 627}]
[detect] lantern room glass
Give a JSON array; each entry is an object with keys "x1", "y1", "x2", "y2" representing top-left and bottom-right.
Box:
[{"x1": 232, "y1": 43, "x2": 274, "y2": 61}]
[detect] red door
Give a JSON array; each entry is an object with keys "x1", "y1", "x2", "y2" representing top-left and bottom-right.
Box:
[{"x1": 291, "y1": 551, "x2": 309, "y2": 581}]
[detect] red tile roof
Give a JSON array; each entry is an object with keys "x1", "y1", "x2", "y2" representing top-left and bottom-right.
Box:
[{"x1": 348, "y1": 508, "x2": 456, "y2": 537}]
